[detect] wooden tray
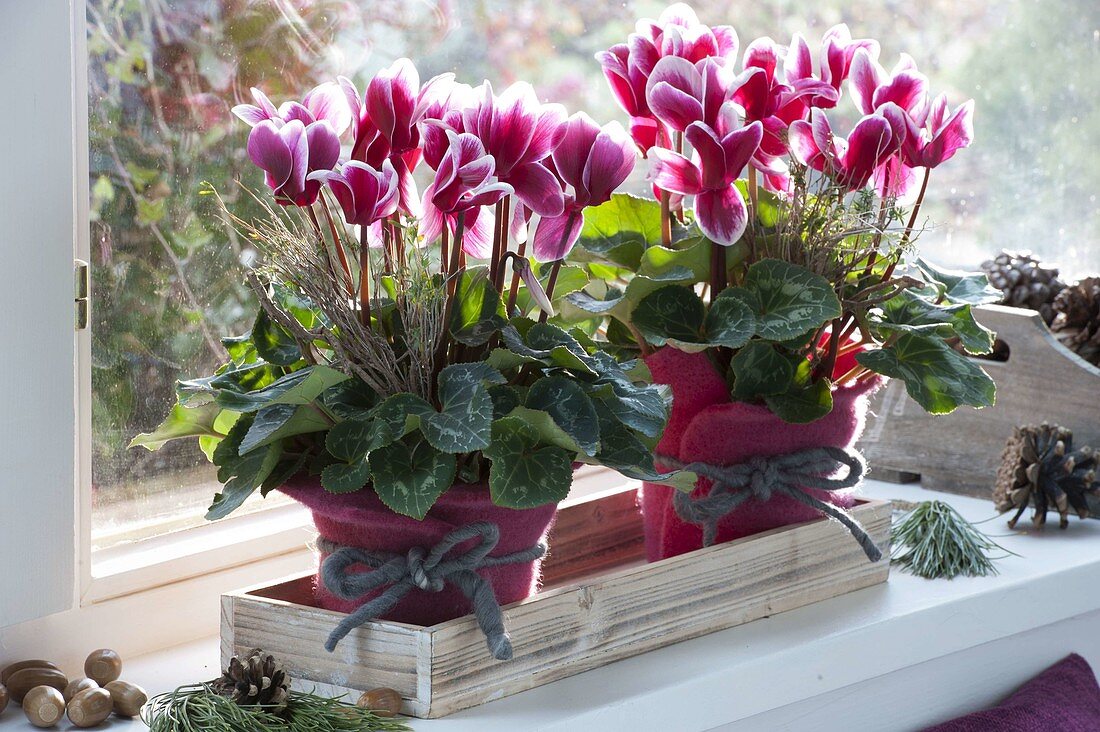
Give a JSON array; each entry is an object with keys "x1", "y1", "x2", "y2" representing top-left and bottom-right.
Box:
[
  {"x1": 221, "y1": 486, "x2": 892, "y2": 718},
  {"x1": 859, "y1": 304, "x2": 1100, "y2": 514}
]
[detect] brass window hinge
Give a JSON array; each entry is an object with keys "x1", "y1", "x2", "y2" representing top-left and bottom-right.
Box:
[{"x1": 75, "y1": 259, "x2": 89, "y2": 331}]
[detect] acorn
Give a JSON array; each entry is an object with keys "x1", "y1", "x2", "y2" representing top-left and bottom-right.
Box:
[
  {"x1": 22, "y1": 685, "x2": 65, "y2": 728},
  {"x1": 64, "y1": 678, "x2": 99, "y2": 703},
  {"x1": 84, "y1": 650, "x2": 122, "y2": 686},
  {"x1": 0, "y1": 682, "x2": 8, "y2": 713},
  {"x1": 6, "y1": 668, "x2": 68, "y2": 703},
  {"x1": 1, "y1": 661, "x2": 62, "y2": 687},
  {"x1": 356, "y1": 687, "x2": 402, "y2": 717},
  {"x1": 104, "y1": 680, "x2": 147, "y2": 717},
  {"x1": 66, "y1": 687, "x2": 113, "y2": 728}
]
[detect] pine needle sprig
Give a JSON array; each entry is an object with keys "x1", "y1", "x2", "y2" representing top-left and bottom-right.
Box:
[
  {"x1": 142, "y1": 683, "x2": 411, "y2": 732},
  {"x1": 891, "y1": 500, "x2": 1015, "y2": 579}
]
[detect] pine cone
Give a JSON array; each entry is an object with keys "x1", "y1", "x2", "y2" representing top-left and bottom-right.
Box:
[
  {"x1": 211, "y1": 649, "x2": 290, "y2": 712},
  {"x1": 981, "y1": 250, "x2": 1066, "y2": 325},
  {"x1": 1050, "y1": 277, "x2": 1100, "y2": 366},
  {"x1": 994, "y1": 423, "x2": 1099, "y2": 529}
]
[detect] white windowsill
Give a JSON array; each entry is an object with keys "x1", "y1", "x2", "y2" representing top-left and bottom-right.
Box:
[{"x1": 9, "y1": 481, "x2": 1099, "y2": 731}]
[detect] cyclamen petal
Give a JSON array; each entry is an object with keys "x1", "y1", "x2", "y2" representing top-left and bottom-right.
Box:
[
  {"x1": 553, "y1": 113, "x2": 603, "y2": 191},
  {"x1": 581, "y1": 123, "x2": 636, "y2": 206},
  {"x1": 684, "y1": 123, "x2": 726, "y2": 189},
  {"x1": 461, "y1": 206, "x2": 496, "y2": 259},
  {"x1": 648, "y1": 148, "x2": 704, "y2": 195},
  {"x1": 695, "y1": 185, "x2": 748, "y2": 246},
  {"x1": 532, "y1": 208, "x2": 586, "y2": 262},
  {"x1": 509, "y1": 162, "x2": 566, "y2": 218},
  {"x1": 302, "y1": 81, "x2": 352, "y2": 136},
  {"x1": 719, "y1": 121, "x2": 764, "y2": 182},
  {"x1": 247, "y1": 120, "x2": 294, "y2": 189}
]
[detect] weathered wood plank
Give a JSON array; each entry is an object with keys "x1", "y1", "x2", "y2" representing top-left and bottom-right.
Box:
[
  {"x1": 860, "y1": 305, "x2": 1100, "y2": 508},
  {"x1": 424, "y1": 500, "x2": 890, "y2": 717},
  {"x1": 223, "y1": 487, "x2": 891, "y2": 718}
]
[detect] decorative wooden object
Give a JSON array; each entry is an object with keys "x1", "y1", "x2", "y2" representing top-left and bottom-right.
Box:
[
  {"x1": 222, "y1": 485, "x2": 891, "y2": 719},
  {"x1": 860, "y1": 305, "x2": 1100, "y2": 512}
]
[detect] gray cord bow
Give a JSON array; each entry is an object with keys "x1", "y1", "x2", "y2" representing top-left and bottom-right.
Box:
[
  {"x1": 659, "y1": 446, "x2": 882, "y2": 562},
  {"x1": 319, "y1": 521, "x2": 546, "y2": 660}
]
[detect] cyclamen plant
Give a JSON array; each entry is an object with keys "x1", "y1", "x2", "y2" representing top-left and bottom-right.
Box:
[
  {"x1": 132, "y1": 59, "x2": 676, "y2": 521},
  {"x1": 565, "y1": 3, "x2": 997, "y2": 421}
]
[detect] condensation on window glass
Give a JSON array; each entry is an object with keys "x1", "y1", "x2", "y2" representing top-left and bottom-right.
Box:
[{"x1": 87, "y1": 0, "x2": 1099, "y2": 549}]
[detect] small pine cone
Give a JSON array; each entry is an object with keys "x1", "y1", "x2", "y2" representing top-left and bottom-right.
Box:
[
  {"x1": 981, "y1": 250, "x2": 1066, "y2": 325},
  {"x1": 1050, "y1": 277, "x2": 1100, "y2": 366},
  {"x1": 212, "y1": 649, "x2": 291, "y2": 712},
  {"x1": 995, "y1": 423, "x2": 1100, "y2": 529}
]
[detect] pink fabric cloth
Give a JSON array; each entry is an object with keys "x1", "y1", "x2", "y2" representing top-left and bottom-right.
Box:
[
  {"x1": 640, "y1": 347, "x2": 879, "y2": 561},
  {"x1": 922, "y1": 654, "x2": 1100, "y2": 731},
  {"x1": 281, "y1": 475, "x2": 557, "y2": 626}
]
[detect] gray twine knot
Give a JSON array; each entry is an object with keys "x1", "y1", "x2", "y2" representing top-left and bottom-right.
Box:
[
  {"x1": 660, "y1": 446, "x2": 882, "y2": 563},
  {"x1": 319, "y1": 521, "x2": 546, "y2": 661}
]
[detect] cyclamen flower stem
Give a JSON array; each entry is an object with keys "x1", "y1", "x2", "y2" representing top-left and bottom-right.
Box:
[
  {"x1": 660, "y1": 190, "x2": 673, "y2": 246},
  {"x1": 710, "y1": 241, "x2": 727, "y2": 297},
  {"x1": 436, "y1": 211, "x2": 467, "y2": 381},
  {"x1": 539, "y1": 211, "x2": 579, "y2": 323},
  {"x1": 305, "y1": 204, "x2": 347, "y2": 298},
  {"x1": 498, "y1": 197, "x2": 512, "y2": 292},
  {"x1": 317, "y1": 200, "x2": 355, "y2": 298},
  {"x1": 882, "y1": 169, "x2": 932, "y2": 283},
  {"x1": 357, "y1": 225, "x2": 371, "y2": 327},
  {"x1": 490, "y1": 199, "x2": 505, "y2": 289},
  {"x1": 746, "y1": 167, "x2": 759, "y2": 263}
]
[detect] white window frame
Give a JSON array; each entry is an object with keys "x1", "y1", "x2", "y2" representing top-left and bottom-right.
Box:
[{"x1": 0, "y1": 0, "x2": 631, "y2": 667}]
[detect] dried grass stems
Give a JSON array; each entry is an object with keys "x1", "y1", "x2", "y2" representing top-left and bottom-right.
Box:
[
  {"x1": 217, "y1": 187, "x2": 445, "y2": 401},
  {"x1": 746, "y1": 164, "x2": 929, "y2": 384}
]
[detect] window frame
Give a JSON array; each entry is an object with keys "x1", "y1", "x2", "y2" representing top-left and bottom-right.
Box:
[{"x1": 0, "y1": 0, "x2": 638, "y2": 662}]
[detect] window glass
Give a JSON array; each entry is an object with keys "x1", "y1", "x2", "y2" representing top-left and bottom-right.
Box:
[{"x1": 87, "y1": 0, "x2": 1098, "y2": 549}]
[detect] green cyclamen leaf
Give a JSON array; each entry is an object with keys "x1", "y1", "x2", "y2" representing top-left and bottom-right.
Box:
[
  {"x1": 251, "y1": 308, "x2": 302, "y2": 366},
  {"x1": 239, "y1": 403, "x2": 330, "y2": 454},
  {"x1": 742, "y1": 259, "x2": 842, "y2": 340},
  {"x1": 207, "y1": 415, "x2": 282, "y2": 520},
  {"x1": 321, "y1": 457, "x2": 372, "y2": 494},
  {"x1": 879, "y1": 289, "x2": 995, "y2": 355},
  {"x1": 371, "y1": 393, "x2": 435, "y2": 443},
  {"x1": 214, "y1": 365, "x2": 349, "y2": 412},
  {"x1": 632, "y1": 285, "x2": 706, "y2": 346},
  {"x1": 421, "y1": 362, "x2": 506, "y2": 453},
  {"x1": 575, "y1": 193, "x2": 663, "y2": 269},
  {"x1": 764, "y1": 377, "x2": 834, "y2": 424},
  {"x1": 325, "y1": 416, "x2": 387, "y2": 462},
  {"x1": 369, "y1": 440, "x2": 456, "y2": 519},
  {"x1": 129, "y1": 403, "x2": 222, "y2": 451},
  {"x1": 484, "y1": 417, "x2": 574, "y2": 509},
  {"x1": 704, "y1": 289, "x2": 757, "y2": 349},
  {"x1": 857, "y1": 333, "x2": 996, "y2": 413},
  {"x1": 449, "y1": 266, "x2": 508, "y2": 346},
  {"x1": 525, "y1": 375, "x2": 601, "y2": 456},
  {"x1": 730, "y1": 340, "x2": 795, "y2": 400},
  {"x1": 914, "y1": 257, "x2": 1002, "y2": 305}
]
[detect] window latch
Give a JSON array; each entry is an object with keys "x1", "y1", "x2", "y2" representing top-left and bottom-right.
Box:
[{"x1": 75, "y1": 259, "x2": 89, "y2": 331}]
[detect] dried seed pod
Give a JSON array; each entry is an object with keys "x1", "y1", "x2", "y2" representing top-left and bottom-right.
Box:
[
  {"x1": 6, "y1": 668, "x2": 68, "y2": 703},
  {"x1": 0, "y1": 682, "x2": 8, "y2": 714},
  {"x1": 63, "y1": 678, "x2": 99, "y2": 703},
  {"x1": 356, "y1": 687, "x2": 402, "y2": 717},
  {"x1": 23, "y1": 685, "x2": 65, "y2": 728},
  {"x1": 66, "y1": 687, "x2": 113, "y2": 728},
  {"x1": 84, "y1": 650, "x2": 122, "y2": 686},
  {"x1": 1, "y1": 661, "x2": 62, "y2": 687},
  {"x1": 104, "y1": 680, "x2": 147, "y2": 717}
]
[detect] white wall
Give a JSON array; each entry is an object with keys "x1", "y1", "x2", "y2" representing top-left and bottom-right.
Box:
[{"x1": 0, "y1": 0, "x2": 79, "y2": 627}]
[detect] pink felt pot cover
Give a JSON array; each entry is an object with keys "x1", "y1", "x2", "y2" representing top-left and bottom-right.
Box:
[
  {"x1": 281, "y1": 475, "x2": 557, "y2": 626},
  {"x1": 640, "y1": 347, "x2": 880, "y2": 562}
]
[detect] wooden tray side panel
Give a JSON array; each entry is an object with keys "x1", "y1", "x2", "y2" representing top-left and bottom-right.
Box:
[
  {"x1": 860, "y1": 305, "x2": 1100, "y2": 500},
  {"x1": 221, "y1": 586, "x2": 433, "y2": 717},
  {"x1": 422, "y1": 501, "x2": 892, "y2": 718},
  {"x1": 541, "y1": 485, "x2": 645, "y2": 586}
]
